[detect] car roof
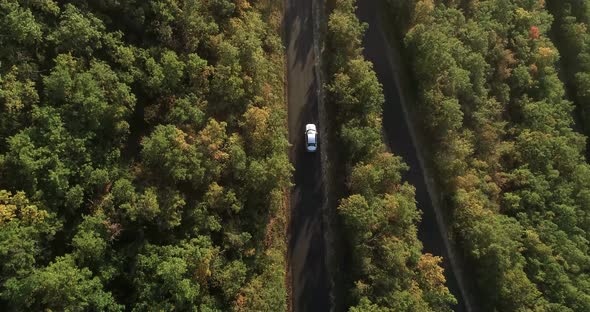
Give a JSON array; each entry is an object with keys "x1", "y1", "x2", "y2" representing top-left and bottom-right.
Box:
[{"x1": 307, "y1": 131, "x2": 317, "y2": 144}]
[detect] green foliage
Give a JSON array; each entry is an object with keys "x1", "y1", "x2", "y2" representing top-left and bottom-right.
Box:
[
  {"x1": 327, "y1": 1, "x2": 455, "y2": 310},
  {"x1": 396, "y1": 0, "x2": 590, "y2": 310},
  {"x1": 235, "y1": 249, "x2": 288, "y2": 312},
  {"x1": 3, "y1": 255, "x2": 122, "y2": 312},
  {"x1": 0, "y1": 0, "x2": 288, "y2": 310},
  {"x1": 0, "y1": 67, "x2": 38, "y2": 143},
  {"x1": 0, "y1": 1, "x2": 43, "y2": 52},
  {"x1": 0, "y1": 191, "x2": 60, "y2": 281},
  {"x1": 133, "y1": 237, "x2": 219, "y2": 311},
  {"x1": 47, "y1": 4, "x2": 105, "y2": 55},
  {"x1": 72, "y1": 214, "x2": 109, "y2": 265},
  {"x1": 141, "y1": 124, "x2": 204, "y2": 186},
  {"x1": 43, "y1": 54, "x2": 134, "y2": 142},
  {"x1": 327, "y1": 55, "x2": 384, "y2": 124},
  {"x1": 327, "y1": 56, "x2": 385, "y2": 162},
  {"x1": 327, "y1": 0, "x2": 367, "y2": 71}
]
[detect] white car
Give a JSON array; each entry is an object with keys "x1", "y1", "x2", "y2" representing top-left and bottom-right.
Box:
[{"x1": 305, "y1": 124, "x2": 318, "y2": 152}]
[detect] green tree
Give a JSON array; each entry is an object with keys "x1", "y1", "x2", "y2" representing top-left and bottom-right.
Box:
[
  {"x1": 47, "y1": 4, "x2": 105, "y2": 56},
  {"x1": 3, "y1": 255, "x2": 122, "y2": 312},
  {"x1": 133, "y1": 237, "x2": 219, "y2": 311},
  {"x1": 328, "y1": 0, "x2": 367, "y2": 71},
  {"x1": 141, "y1": 124, "x2": 205, "y2": 186},
  {"x1": 0, "y1": 191, "x2": 60, "y2": 281},
  {"x1": 0, "y1": 67, "x2": 38, "y2": 144}
]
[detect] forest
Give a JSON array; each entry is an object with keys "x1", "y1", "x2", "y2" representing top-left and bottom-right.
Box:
[
  {"x1": 0, "y1": 0, "x2": 290, "y2": 310},
  {"x1": 3, "y1": 0, "x2": 590, "y2": 311},
  {"x1": 326, "y1": 0, "x2": 455, "y2": 310},
  {"x1": 385, "y1": 0, "x2": 590, "y2": 310}
]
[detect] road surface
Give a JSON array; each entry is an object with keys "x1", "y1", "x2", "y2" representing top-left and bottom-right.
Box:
[
  {"x1": 286, "y1": 0, "x2": 331, "y2": 311},
  {"x1": 356, "y1": 1, "x2": 468, "y2": 311}
]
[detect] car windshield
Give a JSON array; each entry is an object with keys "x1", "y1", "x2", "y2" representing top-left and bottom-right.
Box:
[{"x1": 309, "y1": 143, "x2": 316, "y2": 147}]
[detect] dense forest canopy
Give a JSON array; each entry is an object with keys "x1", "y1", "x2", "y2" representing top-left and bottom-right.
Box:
[
  {"x1": 3, "y1": 0, "x2": 590, "y2": 311},
  {"x1": 386, "y1": 0, "x2": 590, "y2": 310},
  {"x1": 0, "y1": 0, "x2": 290, "y2": 310}
]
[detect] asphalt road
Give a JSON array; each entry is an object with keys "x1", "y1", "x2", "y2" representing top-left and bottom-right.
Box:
[
  {"x1": 356, "y1": 1, "x2": 467, "y2": 311},
  {"x1": 285, "y1": 0, "x2": 331, "y2": 311}
]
